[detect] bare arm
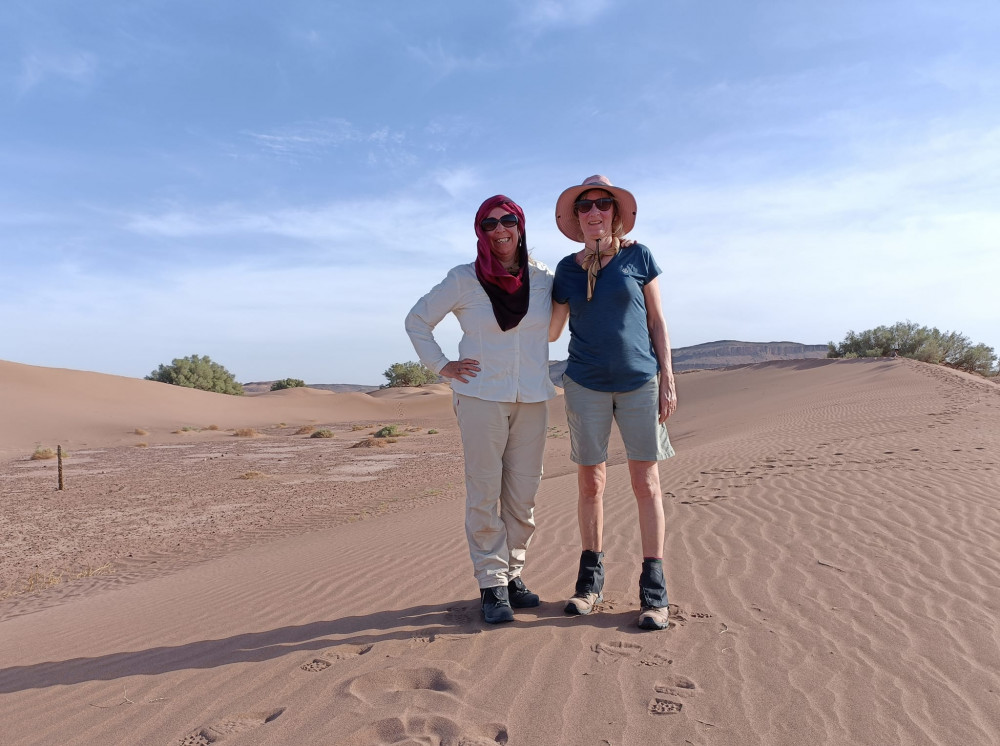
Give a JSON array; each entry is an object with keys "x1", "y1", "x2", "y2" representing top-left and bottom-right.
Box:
[
  {"x1": 549, "y1": 301, "x2": 570, "y2": 342},
  {"x1": 642, "y1": 277, "x2": 677, "y2": 422}
]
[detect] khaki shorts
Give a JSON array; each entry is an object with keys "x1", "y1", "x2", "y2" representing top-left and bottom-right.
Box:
[{"x1": 562, "y1": 374, "x2": 675, "y2": 465}]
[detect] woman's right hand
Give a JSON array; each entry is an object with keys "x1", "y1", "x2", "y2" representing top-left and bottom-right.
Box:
[{"x1": 440, "y1": 358, "x2": 481, "y2": 384}]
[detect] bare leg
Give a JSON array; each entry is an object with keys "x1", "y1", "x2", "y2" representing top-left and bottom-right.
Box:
[
  {"x1": 628, "y1": 459, "x2": 665, "y2": 558},
  {"x1": 577, "y1": 462, "x2": 606, "y2": 551}
]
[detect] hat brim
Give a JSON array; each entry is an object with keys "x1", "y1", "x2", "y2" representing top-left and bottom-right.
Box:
[{"x1": 555, "y1": 183, "x2": 637, "y2": 242}]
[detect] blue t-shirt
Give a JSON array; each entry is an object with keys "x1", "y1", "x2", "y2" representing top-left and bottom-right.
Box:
[{"x1": 552, "y1": 243, "x2": 662, "y2": 392}]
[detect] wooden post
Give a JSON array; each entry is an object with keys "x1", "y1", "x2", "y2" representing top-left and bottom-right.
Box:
[{"x1": 57, "y1": 445, "x2": 64, "y2": 491}]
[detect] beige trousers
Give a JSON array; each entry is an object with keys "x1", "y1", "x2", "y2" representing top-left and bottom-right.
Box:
[{"x1": 453, "y1": 393, "x2": 548, "y2": 589}]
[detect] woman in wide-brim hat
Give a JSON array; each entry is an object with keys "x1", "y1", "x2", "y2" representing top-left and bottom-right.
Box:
[
  {"x1": 549, "y1": 174, "x2": 678, "y2": 631},
  {"x1": 406, "y1": 195, "x2": 556, "y2": 625}
]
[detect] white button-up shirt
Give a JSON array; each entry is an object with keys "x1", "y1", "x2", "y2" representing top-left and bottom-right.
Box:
[{"x1": 405, "y1": 259, "x2": 557, "y2": 403}]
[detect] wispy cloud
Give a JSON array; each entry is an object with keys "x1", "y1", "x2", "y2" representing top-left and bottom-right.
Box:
[
  {"x1": 242, "y1": 119, "x2": 413, "y2": 167},
  {"x1": 121, "y1": 195, "x2": 475, "y2": 265},
  {"x1": 18, "y1": 50, "x2": 97, "y2": 93},
  {"x1": 518, "y1": 0, "x2": 611, "y2": 28},
  {"x1": 405, "y1": 39, "x2": 492, "y2": 78}
]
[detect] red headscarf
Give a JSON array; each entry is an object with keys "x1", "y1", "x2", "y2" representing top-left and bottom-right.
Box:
[{"x1": 474, "y1": 195, "x2": 530, "y2": 331}]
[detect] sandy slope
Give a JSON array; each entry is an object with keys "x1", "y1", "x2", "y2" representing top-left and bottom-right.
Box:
[{"x1": 1, "y1": 357, "x2": 998, "y2": 745}]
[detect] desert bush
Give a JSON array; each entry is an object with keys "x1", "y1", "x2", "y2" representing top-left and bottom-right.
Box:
[
  {"x1": 427, "y1": 429, "x2": 439, "y2": 435},
  {"x1": 30, "y1": 446, "x2": 57, "y2": 460},
  {"x1": 382, "y1": 361, "x2": 437, "y2": 388},
  {"x1": 828, "y1": 321, "x2": 997, "y2": 376},
  {"x1": 310, "y1": 429, "x2": 335, "y2": 438},
  {"x1": 146, "y1": 354, "x2": 244, "y2": 395},
  {"x1": 233, "y1": 428, "x2": 259, "y2": 437},
  {"x1": 374, "y1": 425, "x2": 399, "y2": 438},
  {"x1": 296, "y1": 425, "x2": 315, "y2": 435},
  {"x1": 134, "y1": 428, "x2": 149, "y2": 436},
  {"x1": 270, "y1": 378, "x2": 306, "y2": 391},
  {"x1": 352, "y1": 438, "x2": 389, "y2": 449}
]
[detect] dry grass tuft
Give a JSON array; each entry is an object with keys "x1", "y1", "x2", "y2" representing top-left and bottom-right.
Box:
[
  {"x1": 237, "y1": 470, "x2": 269, "y2": 479},
  {"x1": 173, "y1": 426, "x2": 199, "y2": 434},
  {"x1": 134, "y1": 428, "x2": 149, "y2": 436},
  {"x1": 310, "y1": 429, "x2": 335, "y2": 438},
  {"x1": 351, "y1": 423, "x2": 374, "y2": 431},
  {"x1": 205, "y1": 424, "x2": 220, "y2": 431},
  {"x1": 0, "y1": 563, "x2": 114, "y2": 601},
  {"x1": 295, "y1": 425, "x2": 315, "y2": 435},
  {"x1": 30, "y1": 446, "x2": 57, "y2": 460},
  {"x1": 135, "y1": 442, "x2": 149, "y2": 448},
  {"x1": 233, "y1": 428, "x2": 260, "y2": 437},
  {"x1": 351, "y1": 438, "x2": 389, "y2": 449}
]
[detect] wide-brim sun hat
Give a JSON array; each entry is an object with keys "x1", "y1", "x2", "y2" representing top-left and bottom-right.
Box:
[{"x1": 555, "y1": 174, "x2": 637, "y2": 242}]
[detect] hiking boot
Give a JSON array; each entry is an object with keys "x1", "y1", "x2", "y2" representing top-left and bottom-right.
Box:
[
  {"x1": 480, "y1": 586, "x2": 514, "y2": 624},
  {"x1": 507, "y1": 577, "x2": 540, "y2": 608},
  {"x1": 637, "y1": 558, "x2": 670, "y2": 630},
  {"x1": 637, "y1": 605, "x2": 670, "y2": 630},
  {"x1": 565, "y1": 549, "x2": 605, "y2": 616},
  {"x1": 565, "y1": 591, "x2": 603, "y2": 615}
]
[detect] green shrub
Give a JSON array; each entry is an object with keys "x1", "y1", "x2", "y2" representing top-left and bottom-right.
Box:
[
  {"x1": 270, "y1": 378, "x2": 306, "y2": 391},
  {"x1": 382, "y1": 361, "x2": 437, "y2": 388},
  {"x1": 828, "y1": 321, "x2": 997, "y2": 376},
  {"x1": 146, "y1": 354, "x2": 244, "y2": 395},
  {"x1": 374, "y1": 425, "x2": 399, "y2": 438},
  {"x1": 311, "y1": 429, "x2": 335, "y2": 438}
]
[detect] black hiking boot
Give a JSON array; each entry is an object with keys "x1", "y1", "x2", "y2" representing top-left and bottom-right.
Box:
[
  {"x1": 481, "y1": 585, "x2": 515, "y2": 624},
  {"x1": 507, "y1": 577, "x2": 540, "y2": 608}
]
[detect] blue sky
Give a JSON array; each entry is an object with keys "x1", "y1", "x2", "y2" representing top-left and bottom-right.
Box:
[{"x1": 2, "y1": 1, "x2": 998, "y2": 385}]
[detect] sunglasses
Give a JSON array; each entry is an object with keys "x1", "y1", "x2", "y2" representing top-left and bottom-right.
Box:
[
  {"x1": 480, "y1": 214, "x2": 519, "y2": 232},
  {"x1": 574, "y1": 197, "x2": 615, "y2": 214}
]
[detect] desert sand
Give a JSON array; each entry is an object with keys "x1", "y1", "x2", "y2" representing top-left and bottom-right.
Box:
[{"x1": 1, "y1": 357, "x2": 998, "y2": 745}]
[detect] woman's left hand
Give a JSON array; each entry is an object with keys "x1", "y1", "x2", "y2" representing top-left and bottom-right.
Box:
[{"x1": 659, "y1": 376, "x2": 677, "y2": 422}]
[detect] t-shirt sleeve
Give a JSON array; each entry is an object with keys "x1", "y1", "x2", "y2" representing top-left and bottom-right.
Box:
[
  {"x1": 639, "y1": 244, "x2": 662, "y2": 285},
  {"x1": 552, "y1": 262, "x2": 570, "y2": 304}
]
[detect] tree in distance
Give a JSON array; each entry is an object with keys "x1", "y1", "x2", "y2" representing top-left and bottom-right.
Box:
[
  {"x1": 382, "y1": 361, "x2": 438, "y2": 388},
  {"x1": 828, "y1": 320, "x2": 997, "y2": 376},
  {"x1": 146, "y1": 354, "x2": 245, "y2": 395},
  {"x1": 270, "y1": 378, "x2": 306, "y2": 391}
]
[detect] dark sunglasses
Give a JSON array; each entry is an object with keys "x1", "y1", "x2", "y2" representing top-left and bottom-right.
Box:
[
  {"x1": 574, "y1": 197, "x2": 615, "y2": 214},
  {"x1": 480, "y1": 214, "x2": 519, "y2": 232}
]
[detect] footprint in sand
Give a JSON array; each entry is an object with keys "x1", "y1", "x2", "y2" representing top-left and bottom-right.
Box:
[
  {"x1": 445, "y1": 605, "x2": 475, "y2": 625},
  {"x1": 177, "y1": 708, "x2": 284, "y2": 744},
  {"x1": 638, "y1": 651, "x2": 673, "y2": 667},
  {"x1": 342, "y1": 715, "x2": 508, "y2": 746},
  {"x1": 346, "y1": 666, "x2": 462, "y2": 705},
  {"x1": 656, "y1": 674, "x2": 699, "y2": 698},
  {"x1": 300, "y1": 658, "x2": 332, "y2": 672},
  {"x1": 300, "y1": 642, "x2": 374, "y2": 673},
  {"x1": 648, "y1": 698, "x2": 683, "y2": 716},
  {"x1": 593, "y1": 640, "x2": 643, "y2": 664}
]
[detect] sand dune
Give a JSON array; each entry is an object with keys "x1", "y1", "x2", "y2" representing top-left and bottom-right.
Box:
[{"x1": 1, "y1": 357, "x2": 998, "y2": 745}]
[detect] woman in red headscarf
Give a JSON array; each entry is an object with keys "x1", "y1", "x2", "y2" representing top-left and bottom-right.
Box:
[{"x1": 406, "y1": 195, "x2": 556, "y2": 624}]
